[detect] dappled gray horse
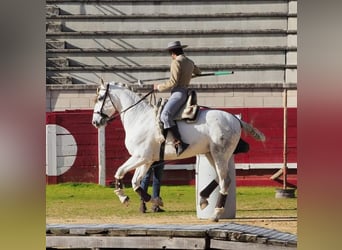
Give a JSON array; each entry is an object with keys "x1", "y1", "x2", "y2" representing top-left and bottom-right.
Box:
[{"x1": 92, "y1": 81, "x2": 265, "y2": 222}]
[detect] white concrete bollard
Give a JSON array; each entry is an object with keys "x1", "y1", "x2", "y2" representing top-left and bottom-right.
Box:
[{"x1": 195, "y1": 154, "x2": 236, "y2": 219}]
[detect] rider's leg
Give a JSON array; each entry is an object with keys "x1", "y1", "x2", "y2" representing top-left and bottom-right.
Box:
[
  {"x1": 132, "y1": 166, "x2": 151, "y2": 202},
  {"x1": 160, "y1": 89, "x2": 189, "y2": 156},
  {"x1": 168, "y1": 124, "x2": 189, "y2": 156}
]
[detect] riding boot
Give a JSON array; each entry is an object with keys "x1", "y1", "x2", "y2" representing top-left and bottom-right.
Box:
[
  {"x1": 135, "y1": 187, "x2": 151, "y2": 202},
  {"x1": 168, "y1": 125, "x2": 189, "y2": 156}
]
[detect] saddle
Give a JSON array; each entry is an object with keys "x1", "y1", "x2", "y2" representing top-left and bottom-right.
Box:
[{"x1": 175, "y1": 89, "x2": 200, "y2": 122}]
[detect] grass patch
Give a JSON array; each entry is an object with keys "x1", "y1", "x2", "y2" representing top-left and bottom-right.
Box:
[
  {"x1": 236, "y1": 187, "x2": 297, "y2": 218},
  {"x1": 46, "y1": 183, "x2": 297, "y2": 222}
]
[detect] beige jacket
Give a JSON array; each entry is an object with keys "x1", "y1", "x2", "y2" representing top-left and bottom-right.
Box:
[{"x1": 157, "y1": 55, "x2": 201, "y2": 92}]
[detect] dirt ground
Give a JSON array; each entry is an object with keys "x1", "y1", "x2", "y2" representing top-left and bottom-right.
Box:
[{"x1": 47, "y1": 215, "x2": 297, "y2": 235}]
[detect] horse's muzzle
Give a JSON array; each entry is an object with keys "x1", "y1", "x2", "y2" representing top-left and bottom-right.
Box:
[
  {"x1": 92, "y1": 117, "x2": 106, "y2": 128},
  {"x1": 92, "y1": 119, "x2": 100, "y2": 128}
]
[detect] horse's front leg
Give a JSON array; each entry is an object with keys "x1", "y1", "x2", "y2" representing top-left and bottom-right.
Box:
[
  {"x1": 113, "y1": 156, "x2": 150, "y2": 205},
  {"x1": 114, "y1": 179, "x2": 130, "y2": 205}
]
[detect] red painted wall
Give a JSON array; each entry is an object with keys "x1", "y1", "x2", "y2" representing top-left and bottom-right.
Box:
[{"x1": 46, "y1": 108, "x2": 297, "y2": 186}]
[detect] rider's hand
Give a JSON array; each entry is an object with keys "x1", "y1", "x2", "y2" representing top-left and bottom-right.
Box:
[{"x1": 153, "y1": 83, "x2": 159, "y2": 91}]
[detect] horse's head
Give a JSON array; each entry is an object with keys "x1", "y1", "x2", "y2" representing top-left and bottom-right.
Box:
[{"x1": 92, "y1": 81, "x2": 116, "y2": 128}]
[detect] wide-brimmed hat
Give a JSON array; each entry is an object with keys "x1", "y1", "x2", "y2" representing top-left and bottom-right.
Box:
[{"x1": 167, "y1": 41, "x2": 188, "y2": 50}]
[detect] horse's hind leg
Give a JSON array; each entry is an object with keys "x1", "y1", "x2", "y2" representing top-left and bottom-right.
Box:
[
  {"x1": 199, "y1": 153, "x2": 218, "y2": 210},
  {"x1": 211, "y1": 155, "x2": 231, "y2": 222},
  {"x1": 199, "y1": 179, "x2": 218, "y2": 209},
  {"x1": 210, "y1": 142, "x2": 238, "y2": 222}
]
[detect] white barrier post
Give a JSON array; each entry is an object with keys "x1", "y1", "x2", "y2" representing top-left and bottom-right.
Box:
[
  {"x1": 195, "y1": 154, "x2": 236, "y2": 219},
  {"x1": 98, "y1": 126, "x2": 106, "y2": 186},
  {"x1": 46, "y1": 124, "x2": 57, "y2": 177}
]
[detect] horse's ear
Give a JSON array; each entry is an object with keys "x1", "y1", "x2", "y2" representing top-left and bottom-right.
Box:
[{"x1": 100, "y1": 77, "x2": 104, "y2": 86}]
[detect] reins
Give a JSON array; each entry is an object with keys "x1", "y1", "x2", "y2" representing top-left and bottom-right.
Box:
[{"x1": 107, "y1": 88, "x2": 155, "y2": 122}]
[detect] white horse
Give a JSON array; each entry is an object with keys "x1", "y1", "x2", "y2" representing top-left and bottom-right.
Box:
[{"x1": 92, "y1": 81, "x2": 265, "y2": 222}]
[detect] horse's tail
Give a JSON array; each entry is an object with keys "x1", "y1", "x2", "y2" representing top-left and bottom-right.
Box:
[{"x1": 240, "y1": 120, "x2": 266, "y2": 142}]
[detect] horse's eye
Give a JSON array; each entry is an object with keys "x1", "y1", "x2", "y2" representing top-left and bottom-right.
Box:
[{"x1": 98, "y1": 95, "x2": 104, "y2": 101}]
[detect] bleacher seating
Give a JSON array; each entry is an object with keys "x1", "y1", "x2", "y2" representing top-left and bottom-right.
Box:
[{"x1": 46, "y1": 0, "x2": 297, "y2": 86}]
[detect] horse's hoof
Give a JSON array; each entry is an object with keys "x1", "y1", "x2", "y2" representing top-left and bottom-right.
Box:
[
  {"x1": 199, "y1": 198, "x2": 209, "y2": 210},
  {"x1": 119, "y1": 195, "x2": 129, "y2": 205},
  {"x1": 210, "y1": 207, "x2": 224, "y2": 222},
  {"x1": 123, "y1": 196, "x2": 130, "y2": 206}
]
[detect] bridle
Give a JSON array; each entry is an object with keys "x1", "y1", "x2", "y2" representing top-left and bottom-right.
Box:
[
  {"x1": 94, "y1": 83, "x2": 155, "y2": 123},
  {"x1": 94, "y1": 83, "x2": 117, "y2": 122}
]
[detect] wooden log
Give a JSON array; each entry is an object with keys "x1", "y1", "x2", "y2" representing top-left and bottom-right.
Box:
[{"x1": 46, "y1": 236, "x2": 206, "y2": 249}]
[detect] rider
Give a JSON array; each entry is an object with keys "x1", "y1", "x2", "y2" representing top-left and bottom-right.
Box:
[{"x1": 154, "y1": 41, "x2": 201, "y2": 156}]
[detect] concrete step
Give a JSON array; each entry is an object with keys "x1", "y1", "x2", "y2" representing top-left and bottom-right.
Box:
[
  {"x1": 46, "y1": 63, "x2": 296, "y2": 72},
  {"x1": 47, "y1": 57, "x2": 69, "y2": 67},
  {"x1": 47, "y1": 13, "x2": 296, "y2": 19},
  {"x1": 45, "y1": 64, "x2": 292, "y2": 85},
  {"x1": 47, "y1": 75, "x2": 72, "y2": 84},
  {"x1": 46, "y1": 39, "x2": 65, "y2": 49},
  {"x1": 46, "y1": 45, "x2": 297, "y2": 51},
  {"x1": 46, "y1": 0, "x2": 289, "y2": 16},
  {"x1": 47, "y1": 34, "x2": 291, "y2": 49},
  {"x1": 46, "y1": 22, "x2": 62, "y2": 32},
  {"x1": 45, "y1": 69, "x2": 287, "y2": 85},
  {"x1": 45, "y1": 17, "x2": 288, "y2": 32},
  {"x1": 46, "y1": 29, "x2": 296, "y2": 35},
  {"x1": 46, "y1": 46, "x2": 297, "y2": 54},
  {"x1": 46, "y1": 51, "x2": 286, "y2": 66},
  {"x1": 46, "y1": 5, "x2": 59, "y2": 16}
]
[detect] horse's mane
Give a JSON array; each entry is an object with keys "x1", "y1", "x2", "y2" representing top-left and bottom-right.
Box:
[
  {"x1": 94, "y1": 80, "x2": 154, "y2": 107},
  {"x1": 110, "y1": 81, "x2": 135, "y2": 92},
  {"x1": 109, "y1": 81, "x2": 153, "y2": 106}
]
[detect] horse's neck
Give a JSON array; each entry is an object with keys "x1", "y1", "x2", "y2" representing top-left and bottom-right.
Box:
[
  {"x1": 112, "y1": 88, "x2": 153, "y2": 129},
  {"x1": 113, "y1": 89, "x2": 138, "y2": 112}
]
